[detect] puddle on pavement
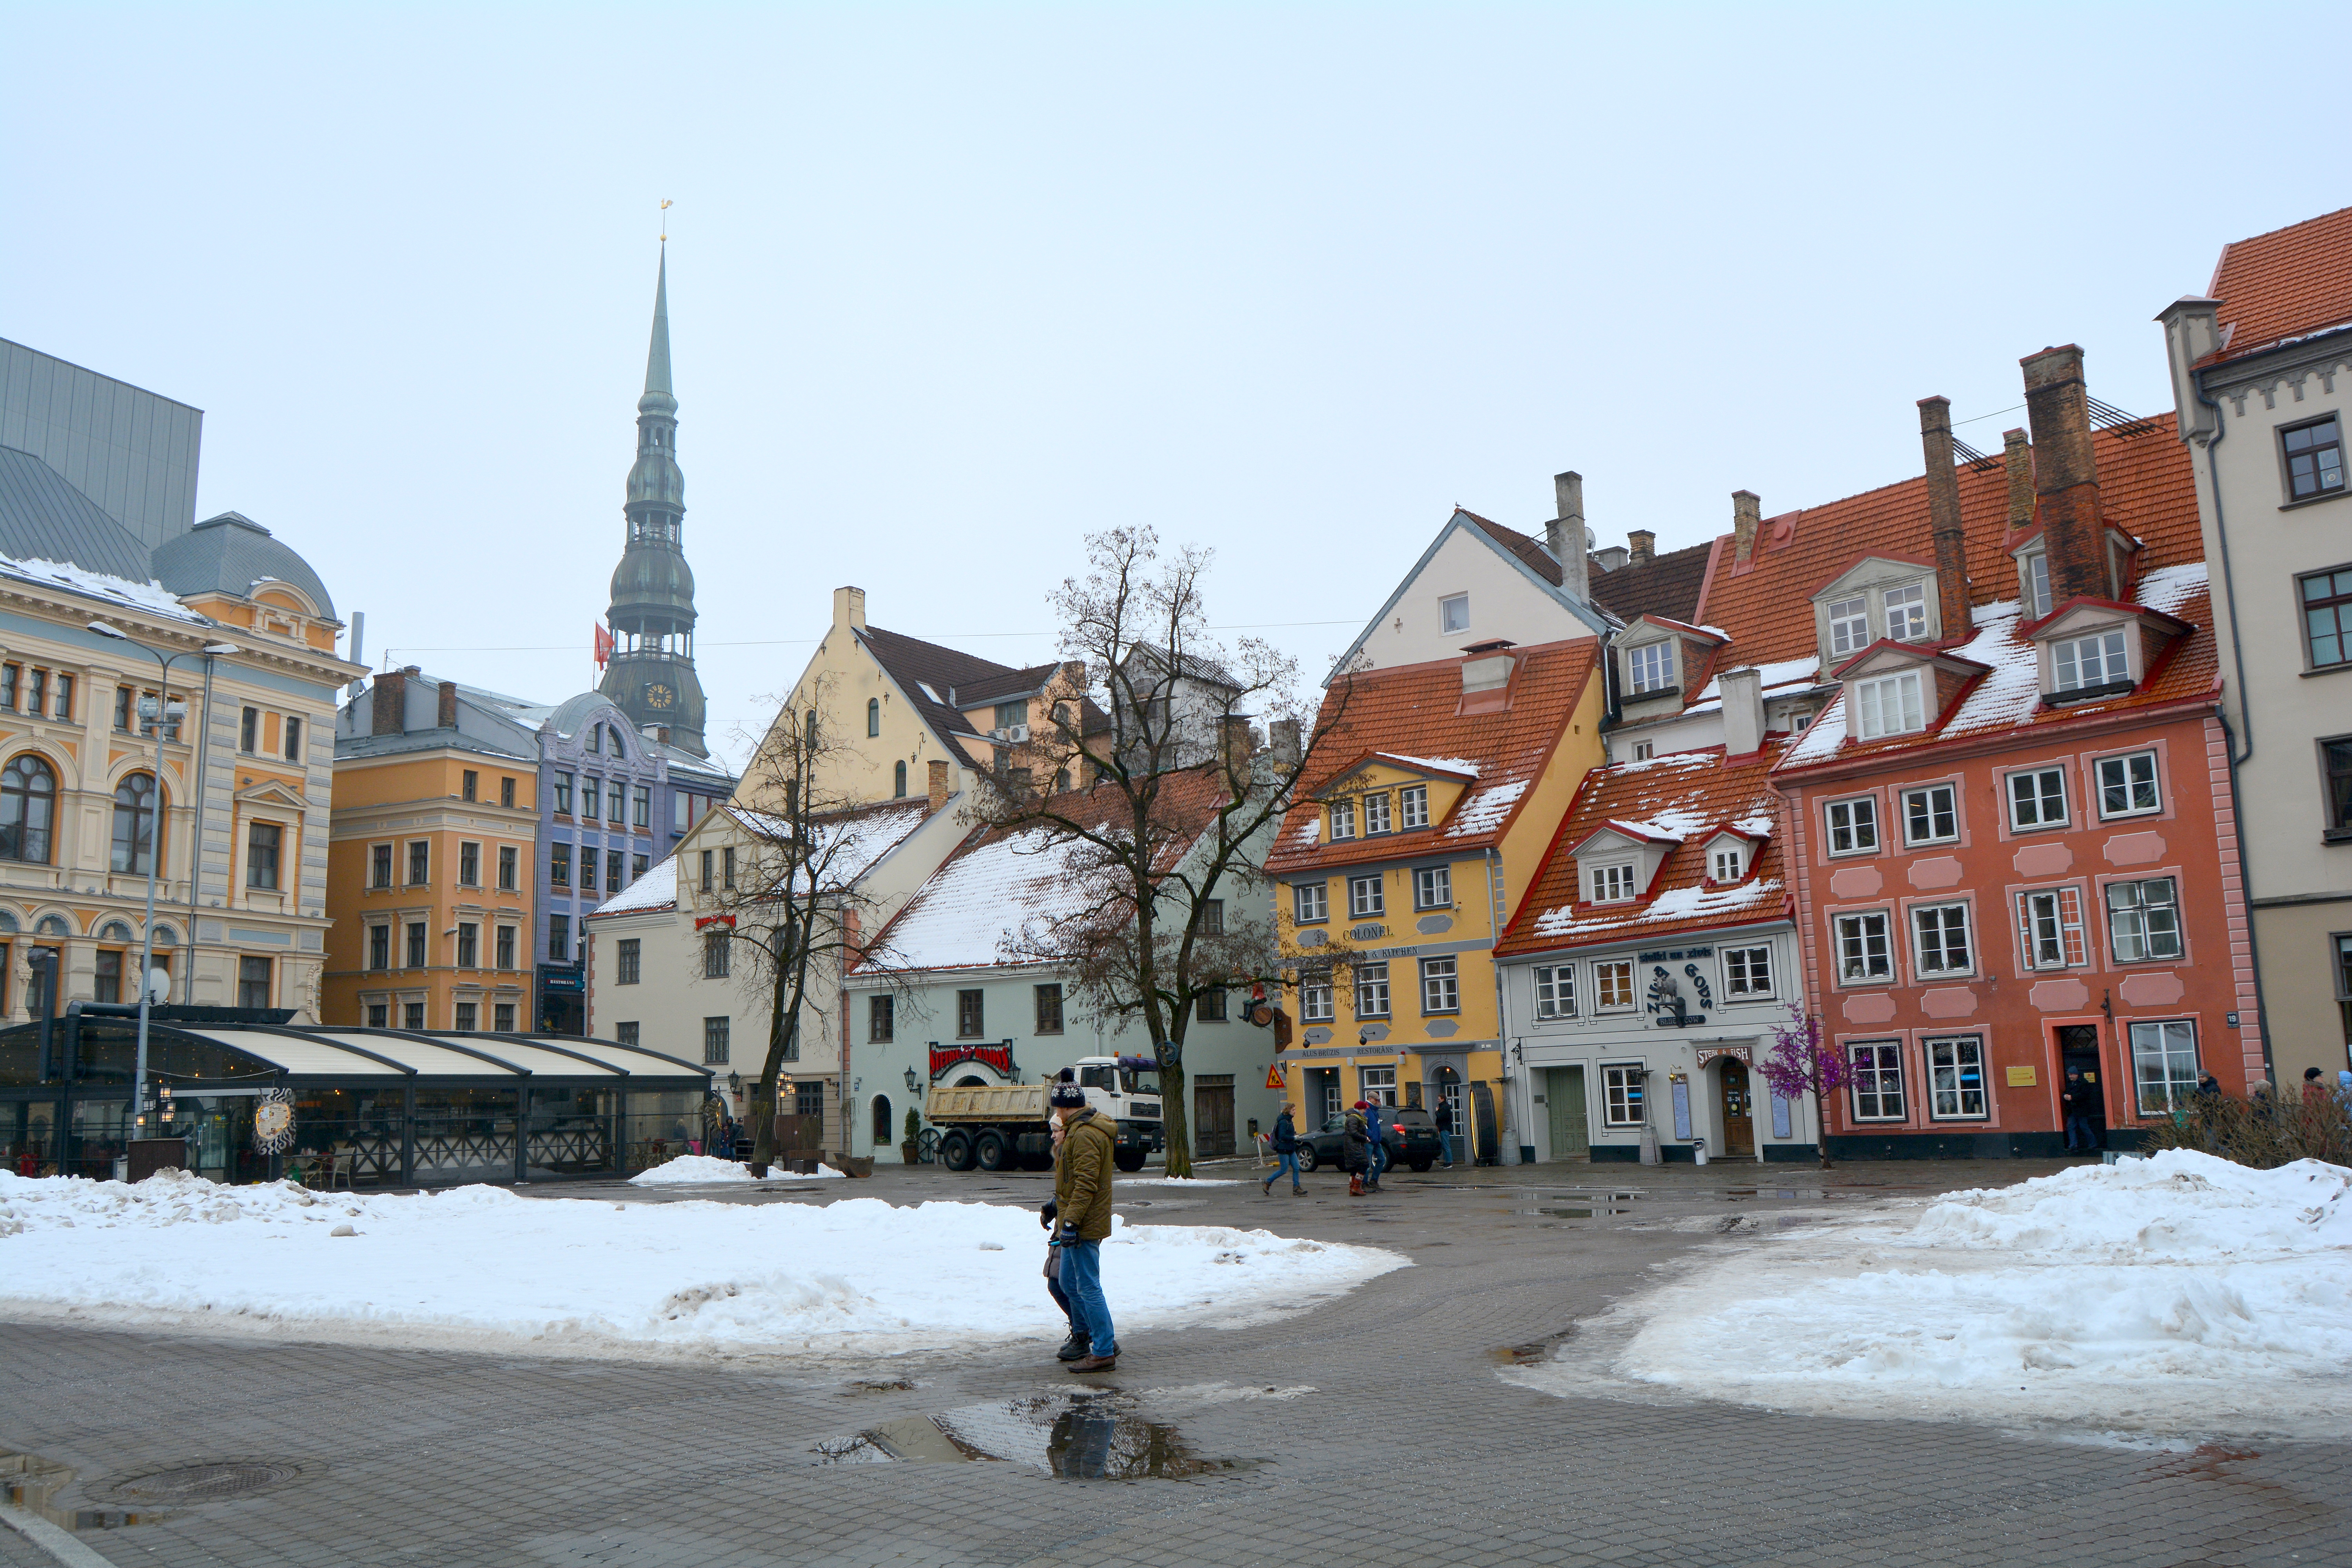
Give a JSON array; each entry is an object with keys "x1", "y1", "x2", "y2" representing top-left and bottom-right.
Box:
[
  {"x1": 2, "y1": 1450, "x2": 166, "y2": 1532},
  {"x1": 814, "y1": 1392, "x2": 1261, "y2": 1479},
  {"x1": 842, "y1": 1378, "x2": 915, "y2": 1396},
  {"x1": 1513, "y1": 1201, "x2": 1637, "y2": 1218}
]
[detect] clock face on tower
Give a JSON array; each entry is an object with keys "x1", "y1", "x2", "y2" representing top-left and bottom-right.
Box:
[{"x1": 644, "y1": 683, "x2": 676, "y2": 711}]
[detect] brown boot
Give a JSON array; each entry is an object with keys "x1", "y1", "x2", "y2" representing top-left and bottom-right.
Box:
[{"x1": 1066, "y1": 1353, "x2": 1118, "y2": 1374}]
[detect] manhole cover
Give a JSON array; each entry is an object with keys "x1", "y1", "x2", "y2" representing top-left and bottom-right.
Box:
[{"x1": 96, "y1": 1460, "x2": 312, "y2": 1503}]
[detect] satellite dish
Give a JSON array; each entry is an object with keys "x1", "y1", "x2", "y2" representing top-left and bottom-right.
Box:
[{"x1": 145, "y1": 967, "x2": 172, "y2": 1003}]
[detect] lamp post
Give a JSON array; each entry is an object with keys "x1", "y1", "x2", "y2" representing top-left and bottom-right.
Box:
[{"x1": 88, "y1": 622, "x2": 240, "y2": 1142}]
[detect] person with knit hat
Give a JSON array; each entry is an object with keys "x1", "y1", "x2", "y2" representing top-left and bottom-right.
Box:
[{"x1": 1048, "y1": 1072, "x2": 1120, "y2": 1372}]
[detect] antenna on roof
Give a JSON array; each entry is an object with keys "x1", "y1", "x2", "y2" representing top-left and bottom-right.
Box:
[
  {"x1": 2086, "y1": 396, "x2": 2159, "y2": 438},
  {"x1": 1948, "y1": 436, "x2": 2001, "y2": 473}
]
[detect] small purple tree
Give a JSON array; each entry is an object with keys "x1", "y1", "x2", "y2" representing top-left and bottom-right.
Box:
[{"x1": 1755, "y1": 1004, "x2": 1851, "y2": 1171}]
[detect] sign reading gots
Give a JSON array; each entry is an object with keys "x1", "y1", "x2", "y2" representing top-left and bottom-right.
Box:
[{"x1": 930, "y1": 1042, "x2": 1017, "y2": 1080}]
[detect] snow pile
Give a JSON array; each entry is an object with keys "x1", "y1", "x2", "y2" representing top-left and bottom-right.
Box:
[
  {"x1": 0, "y1": 554, "x2": 206, "y2": 623},
  {"x1": 1118, "y1": 1176, "x2": 1240, "y2": 1187},
  {"x1": 0, "y1": 1170, "x2": 1405, "y2": 1356},
  {"x1": 629, "y1": 1155, "x2": 845, "y2": 1185},
  {"x1": 1443, "y1": 779, "x2": 1528, "y2": 838},
  {"x1": 1507, "y1": 1152, "x2": 2352, "y2": 1439}
]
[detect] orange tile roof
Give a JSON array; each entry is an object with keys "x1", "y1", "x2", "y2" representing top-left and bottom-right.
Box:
[
  {"x1": 2208, "y1": 205, "x2": 2352, "y2": 363},
  {"x1": 1497, "y1": 742, "x2": 1792, "y2": 956},
  {"x1": 1267, "y1": 639, "x2": 1602, "y2": 875},
  {"x1": 1692, "y1": 415, "x2": 2201, "y2": 667}
]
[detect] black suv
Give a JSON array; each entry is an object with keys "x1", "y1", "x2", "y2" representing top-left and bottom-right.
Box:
[{"x1": 1295, "y1": 1107, "x2": 1441, "y2": 1174}]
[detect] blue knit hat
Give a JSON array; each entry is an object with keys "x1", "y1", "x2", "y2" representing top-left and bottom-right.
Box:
[{"x1": 1049, "y1": 1073, "x2": 1088, "y2": 1108}]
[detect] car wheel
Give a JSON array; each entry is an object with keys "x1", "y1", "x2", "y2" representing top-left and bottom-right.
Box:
[
  {"x1": 1294, "y1": 1144, "x2": 1319, "y2": 1174},
  {"x1": 1409, "y1": 1159, "x2": 1433, "y2": 1173},
  {"x1": 974, "y1": 1131, "x2": 1009, "y2": 1172},
  {"x1": 1113, "y1": 1149, "x2": 1147, "y2": 1172},
  {"x1": 939, "y1": 1130, "x2": 975, "y2": 1171}
]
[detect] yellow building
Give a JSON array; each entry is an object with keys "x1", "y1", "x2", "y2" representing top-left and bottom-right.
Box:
[
  {"x1": 323, "y1": 724, "x2": 536, "y2": 1033},
  {"x1": 1265, "y1": 638, "x2": 1604, "y2": 1161}
]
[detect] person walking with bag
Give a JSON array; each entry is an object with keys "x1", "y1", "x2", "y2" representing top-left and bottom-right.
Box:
[
  {"x1": 1343, "y1": 1101, "x2": 1370, "y2": 1197},
  {"x1": 1049, "y1": 1076, "x2": 1120, "y2": 1372},
  {"x1": 1262, "y1": 1102, "x2": 1305, "y2": 1195},
  {"x1": 1038, "y1": 1115, "x2": 1091, "y2": 1361}
]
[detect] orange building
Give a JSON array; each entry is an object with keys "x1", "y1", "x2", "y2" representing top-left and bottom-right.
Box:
[{"x1": 324, "y1": 722, "x2": 537, "y2": 1033}]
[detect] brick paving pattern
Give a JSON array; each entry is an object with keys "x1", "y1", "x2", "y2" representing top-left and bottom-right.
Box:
[{"x1": 0, "y1": 1159, "x2": 2343, "y2": 1567}]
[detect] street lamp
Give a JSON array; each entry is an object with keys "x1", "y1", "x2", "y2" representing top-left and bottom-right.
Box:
[
  {"x1": 88, "y1": 622, "x2": 240, "y2": 1143},
  {"x1": 903, "y1": 1066, "x2": 920, "y2": 1096}
]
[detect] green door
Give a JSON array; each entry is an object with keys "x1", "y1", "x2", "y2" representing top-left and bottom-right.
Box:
[{"x1": 1545, "y1": 1066, "x2": 1588, "y2": 1161}]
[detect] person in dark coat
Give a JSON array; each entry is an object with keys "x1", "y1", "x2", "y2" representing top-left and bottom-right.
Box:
[
  {"x1": 2195, "y1": 1071, "x2": 2222, "y2": 1100},
  {"x1": 1343, "y1": 1101, "x2": 1371, "y2": 1195},
  {"x1": 1262, "y1": 1103, "x2": 1304, "y2": 1195},
  {"x1": 1434, "y1": 1096, "x2": 1455, "y2": 1168},
  {"x1": 2061, "y1": 1069, "x2": 2098, "y2": 1153}
]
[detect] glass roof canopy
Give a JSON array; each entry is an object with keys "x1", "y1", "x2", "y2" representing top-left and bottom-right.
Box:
[{"x1": 0, "y1": 1021, "x2": 712, "y2": 1091}]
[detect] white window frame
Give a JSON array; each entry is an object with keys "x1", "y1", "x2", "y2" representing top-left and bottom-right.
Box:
[
  {"x1": 2017, "y1": 887, "x2": 2087, "y2": 969},
  {"x1": 1827, "y1": 595, "x2": 1869, "y2": 657},
  {"x1": 2024, "y1": 550, "x2": 2052, "y2": 620},
  {"x1": 1600, "y1": 1063, "x2": 1646, "y2": 1127},
  {"x1": 1328, "y1": 799, "x2": 1356, "y2": 841},
  {"x1": 1847, "y1": 1041, "x2": 1906, "y2": 1121},
  {"x1": 1883, "y1": 581, "x2": 1928, "y2": 641},
  {"x1": 2094, "y1": 751, "x2": 2161, "y2": 819},
  {"x1": 1926, "y1": 1035, "x2": 1988, "y2": 1120},
  {"x1": 1419, "y1": 957, "x2": 1459, "y2": 1014},
  {"x1": 1632, "y1": 740, "x2": 1654, "y2": 761},
  {"x1": 2053, "y1": 627, "x2": 2130, "y2": 692},
  {"x1": 2105, "y1": 876, "x2": 2183, "y2": 963},
  {"x1": 1533, "y1": 964, "x2": 1575, "y2": 1019},
  {"x1": 1722, "y1": 944, "x2": 1773, "y2": 998},
  {"x1": 2130, "y1": 1019, "x2": 2200, "y2": 1116},
  {"x1": 1440, "y1": 593, "x2": 1470, "y2": 634},
  {"x1": 1834, "y1": 911, "x2": 1893, "y2": 983},
  {"x1": 1594, "y1": 959, "x2": 1636, "y2": 1011},
  {"x1": 1354, "y1": 961, "x2": 1390, "y2": 1018},
  {"x1": 1348, "y1": 874, "x2": 1385, "y2": 918},
  {"x1": 1824, "y1": 796, "x2": 1879, "y2": 856},
  {"x1": 1398, "y1": 785, "x2": 1429, "y2": 829},
  {"x1": 1299, "y1": 976, "x2": 1334, "y2": 1022},
  {"x1": 1901, "y1": 783, "x2": 1959, "y2": 846},
  {"x1": 1363, "y1": 791, "x2": 1392, "y2": 835},
  {"x1": 2007, "y1": 766, "x2": 2069, "y2": 830},
  {"x1": 1910, "y1": 901, "x2": 1974, "y2": 977},
  {"x1": 1589, "y1": 862, "x2": 1638, "y2": 903},
  {"x1": 1710, "y1": 846, "x2": 1744, "y2": 881},
  {"x1": 1852, "y1": 670, "x2": 1926, "y2": 739},
  {"x1": 1414, "y1": 864, "x2": 1452, "y2": 909},
  {"x1": 1627, "y1": 641, "x2": 1674, "y2": 695},
  {"x1": 1293, "y1": 881, "x2": 1329, "y2": 924}
]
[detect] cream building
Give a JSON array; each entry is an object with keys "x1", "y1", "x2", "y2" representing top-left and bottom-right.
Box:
[{"x1": 2158, "y1": 209, "x2": 2352, "y2": 1083}]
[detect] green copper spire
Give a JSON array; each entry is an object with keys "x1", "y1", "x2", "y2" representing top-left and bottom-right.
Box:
[{"x1": 641, "y1": 246, "x2": 675, "y2": 405}]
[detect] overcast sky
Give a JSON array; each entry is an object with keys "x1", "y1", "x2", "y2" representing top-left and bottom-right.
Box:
[{"x1": 5, "y1": 4, "x2": 2341, "y2": 770}]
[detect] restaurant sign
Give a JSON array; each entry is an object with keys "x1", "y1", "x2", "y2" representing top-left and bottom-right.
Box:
[{"x1": 930, "y1": 1042, "x2": 1016, "y2": 1081}]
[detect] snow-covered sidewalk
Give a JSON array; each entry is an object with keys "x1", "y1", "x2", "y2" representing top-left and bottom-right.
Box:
[
  {"x1": 0, "y1": 1171, "x2": 1406, "y2": 1358},
  {"x1": 1508, "y1": 1151, "x2": 2352, "y2": 1441},
  {"x1": 629, "y1": 1154, "x2": 845, "y2": 1186}
]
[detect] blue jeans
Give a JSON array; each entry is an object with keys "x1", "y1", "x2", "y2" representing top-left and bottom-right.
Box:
[
  {"x1": 1058, "y1": 1238, "x2": 1116, "y2": 1357},
  {"x1": 1266, "y1": 1151, "x2": 1301, "y2": 1189},
  {"x1": 2065, "y1": 1115, "x2": 2099, "y2": 1152},
  {"x1": 1368, "y1": 1139, "x2": 1388, "y2": 1182},
  {"x1": 1437, "y1": 1130, "x2": 1454, "y2": 1165}
]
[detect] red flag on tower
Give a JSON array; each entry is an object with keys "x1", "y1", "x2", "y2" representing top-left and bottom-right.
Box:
[{"x1": 594, "y1": 622, "x2": 615, "y2": 670}]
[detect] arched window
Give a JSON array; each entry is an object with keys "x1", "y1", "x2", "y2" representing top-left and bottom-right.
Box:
[
  {"x1": 0, "y1": 756, "x2": 56, "y2": 864},
  {"x1": 871, "y1": 1094, "x2": 893, "y2": 1145},
  {"x1": 98, "y1": 920, "x2": 134, "y2": 943},
  {"x1": 867, "y1": 698, "x2": 880, "y2": 737},
  {"x1": 894, "y1": 760, "x2": 907, "y2": 798},
  {"x1": 111, "y1": 772, "x2": 162, "y2": 875}
]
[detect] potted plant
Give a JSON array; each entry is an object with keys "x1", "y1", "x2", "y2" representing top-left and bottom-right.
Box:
[{"x1": 901, "y1": 1107, "x2": 922, "y2": 1165}]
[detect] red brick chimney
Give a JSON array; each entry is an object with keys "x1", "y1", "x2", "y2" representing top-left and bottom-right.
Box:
[
  {"x1": 2002, "y1": 428, "x2": 2034, "y2": 533},
  {"x1": 1916, "y1": 397, "x2": 1972, "y2": 641},
  {"x1": 372, "y1": 668, "x2": 412, "y2": 735},
  {"x1": 2021, "y1": 346, "x2": 2104, "y2": 603},
  {"x1": 1731, "y1": 491, "x2": 1761, "y2": 565},
  {"x1": 926, "y1": 759, "x2": 950, "y2": 814},
  {"x1": 437, "y1": 680, "x2": 459, "y2": 729},
  {"x1": 1627, "y1": 529, "x2": 1655, "y2": 567}
]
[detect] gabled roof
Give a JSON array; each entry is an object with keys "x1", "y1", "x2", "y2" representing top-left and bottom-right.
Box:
[
  {"x1": 1498, "y1": 744, "x2": 1789, "y2": 956},
  {"x1": 1584, "y1": 538, "x2": 1716, "y2": 626},
  {"x1": 710, "y1": 795, "x2": 938, "y2": 890},
  {"x1": 1267, "y1": 638, "x2": 1602, "y2": 875},
  {"x1": 2207, "y1": 205, "x2": 2352, "y2": 365},
  {"x1": 1827, "y1": 638, "x2": 1994, "y2": 682},
  {"x1": 1326, "y1": 509, "x2": 1613, "y2": 677},
  {"x1": 858, "y1": 766, "x2": 1233, "y2": 975},
  {"x1": 2016, "y1": 595, "x2": 2193, "y2": 642},
  {"x1": 857, "y1": 624, "x2": 1033, "y2": 768},
  {"x1": 1693, "y1": 417, "x2": 2201, "y2": 667},
  {"x1": 588, "y1": 853, "x2": 677, "y2": 918}
]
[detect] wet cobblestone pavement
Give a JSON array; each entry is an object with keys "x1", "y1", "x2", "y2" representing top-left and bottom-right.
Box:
[{"x1": 3, "y1": 1158, "x2": 2346, "y2": 1567}]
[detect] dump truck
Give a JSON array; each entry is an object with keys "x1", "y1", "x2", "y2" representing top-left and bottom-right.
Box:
[{"x1": 925, "y1": 1054, "x2": 1164, "y2": 1172}]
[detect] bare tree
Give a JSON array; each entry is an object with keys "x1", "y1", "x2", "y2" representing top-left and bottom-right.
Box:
[
  {"x1": 699, "y1": 679, "x2": 911, "y2": 1169},
  {"x1": 983, "y1": 526, "x2": 1353, "y2": 1177}
]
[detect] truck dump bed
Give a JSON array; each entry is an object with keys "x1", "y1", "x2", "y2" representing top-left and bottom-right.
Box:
[{"x1": 925, "y1": 1083, "x2": 1049, "y2": 1123}]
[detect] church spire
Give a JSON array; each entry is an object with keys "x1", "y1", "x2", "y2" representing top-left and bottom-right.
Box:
[{"x1": 642, "y1": 246, "x2": 674, "y2": 404}]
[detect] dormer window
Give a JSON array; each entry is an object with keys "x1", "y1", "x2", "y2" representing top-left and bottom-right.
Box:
[
  {"x1": 1590, "y1": 862, "x2": 1637, "y2": 903},
  {"x1": 1363, "y1": 792, "x2": 1392, "y2": 835},
  {"x1": 1711, "y1": 846, "x2": 1743, "y2": 881},
  {"x1": 1328, "y1": 799, "x2": 1356, "y2": 840},
  {"x1": 1828, "y1": 596, "x2": 1869, "y2": 657},
  {"x1": 2024, "y1": 551, "x2": 2052, "y2": 619},
  {"x1": 1883, "y1": 583, "x2": 1928, "y2": 642},
  {"x1": 1399, "y1": 785, "x2": 1429, "y2": 828},
  {"x1": 1851, "y1": 670, "x2": 1925, "y2": 739},
  {"x1": 2053, "y1": 628, "x2": 2128, "y2": 693},
  {"x1": 1627, "y1": 642, "x2": 1674, "y2": 694}
]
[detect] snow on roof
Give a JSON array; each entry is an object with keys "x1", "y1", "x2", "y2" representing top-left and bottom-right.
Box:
[
  {"x1": 1377, "y1": 753, "x2": 1482, "y2": 778},
  {"x1": 721, "y1": 798, "x2": 935, "y2": 888},
  {"x1": 589, "y1": 854, "x2": 677, "y2": 917},
  {"x1": 1782, "y1": 689, "x2": 1849, "y2": 764},
  {"x1": 1692, "y1": 656, "x2": 1824, "y2": 703},
  {"x1": 1443, "y1": 779, "x2": 1530, "y2": 838},
  {"x1": 862, "y1": 824, "x2": 1091, "y2": 973},
  {"x1": 0, "y1": 553, "x2": 207, "y2": 624},
  {"x1": 1529, "y1": 876, "x2": 1781, "y2": 941}
]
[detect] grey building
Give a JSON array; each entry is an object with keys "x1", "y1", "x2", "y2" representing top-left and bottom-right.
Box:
[{"x1": 1, "y1": 338, "x2": 203, "y2": 553}]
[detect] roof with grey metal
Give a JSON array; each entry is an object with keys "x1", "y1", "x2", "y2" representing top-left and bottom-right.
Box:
[
  {"x1": 152, "y1": 511, "x2": 338, "y2": 622},
  {"x1": 0, "y1": 445, "x2": 161, "y2": 580}
]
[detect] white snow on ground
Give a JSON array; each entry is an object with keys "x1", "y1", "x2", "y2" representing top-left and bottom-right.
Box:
[
  {"x1": 1506, "y1": 1152, "x2": 2352, "y2": 1441},
  {"x1": 629, "y1": 1155, "x2": 845, "y2": 1186},
  {"x1": 0, "y1": 1171, "x2": 1405, "y2": 1357},
  {"x1": 1117, "y1": 1176, "x2": 1240, "y2": 1187}
]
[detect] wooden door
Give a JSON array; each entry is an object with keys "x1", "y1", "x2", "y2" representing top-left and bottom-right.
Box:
[
  {"x1": 1192, "y1": 1074, "x2": 1235, "y2": 1157},
  {"x1": 1544, "y1": 1066, "x2": 1588, "y2": 1161},
  {"x1": 1717, "y1": 1060, "x2": 1755, "y2": 1157}
]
